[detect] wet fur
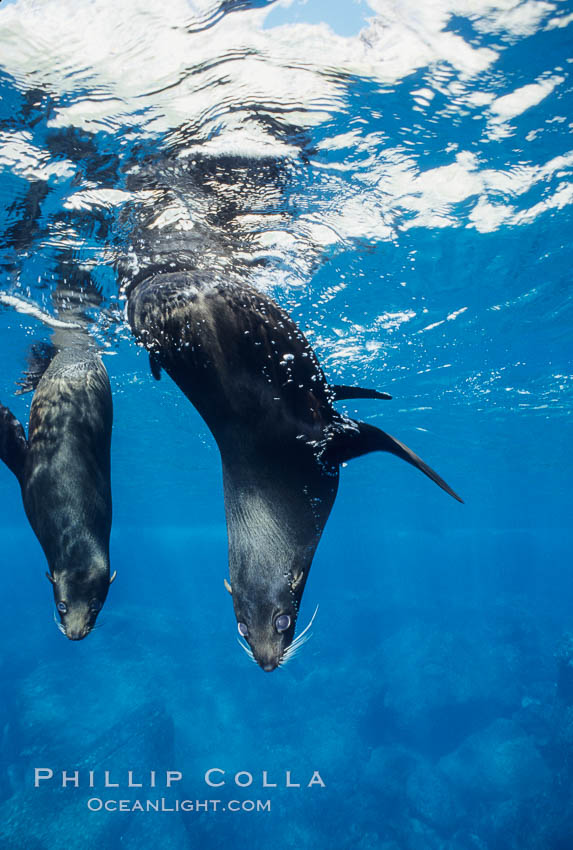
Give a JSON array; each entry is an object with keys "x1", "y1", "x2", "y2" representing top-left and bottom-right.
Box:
[
  {"x1": 127, "y1": 271, "x2": 461, "y2": 670},
  {"x1": 0, "y1": 347, "x2": 113, "y2": 639},
  {"x1": 127, "y1": 273, "x2": 340, "y2": 669}
]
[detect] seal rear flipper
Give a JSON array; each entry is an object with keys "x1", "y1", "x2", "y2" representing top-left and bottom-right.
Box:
[
  {"x1": 331, "y1": 384, "x2": 392, "y2": 401},
  {"x1": 326, "y1": 420, "x2": 463, "y2": 503},
  {"x1": 0, "y1": 405, "x2": 28, "y2": 483},
  {"x1": 149, "y1": 352, "x2": 162, "y2": 380}
]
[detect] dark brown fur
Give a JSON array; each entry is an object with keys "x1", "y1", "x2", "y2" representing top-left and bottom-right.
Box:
[
  {"x1": 127, "y1": 271, "x2": 461, "y2": 670},
  {"x1": 0, "y1": 347, "x2": 113, "y2": 639}
]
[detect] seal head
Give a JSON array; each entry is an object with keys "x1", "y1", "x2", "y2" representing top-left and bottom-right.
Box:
[
  {"x1": 234, "y1": 588, "x2": 298, "y2": 672},
  {"x1": 47, "y1": 548, "x2": 115, "y2": 640},
  {"x1": 50, "y1": 568, "x2": 109, "y2": 640}
]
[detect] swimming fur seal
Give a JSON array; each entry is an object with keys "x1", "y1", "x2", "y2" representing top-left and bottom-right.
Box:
[
  {"x1": 0, "y1": 344, "x2": 114, "y2": 640},
  {"x1": 126, "y1": 271, "x2": 461, "y2": 671}
]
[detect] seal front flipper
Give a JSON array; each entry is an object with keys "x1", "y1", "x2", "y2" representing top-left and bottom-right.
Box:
[
  {"x1": 325, "y1": 420, "x2": 463, "y2": 503},
  {"x1": 0, "y1": 404, "x2": 28, "y2": 483},
  {"x1": 331, "y1": 385, "x2": 392, "y2": 401},
  {"x1": 149, "y1": 352, "x2": 162, "y2": 381},
  {"x1": 15, "y1": 341, "x2": 58, "y2": 395}
]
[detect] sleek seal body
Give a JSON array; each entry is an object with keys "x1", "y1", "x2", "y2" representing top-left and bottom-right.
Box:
[
  {"x1": 127, "y1": 271, "x2": 461, "y2": 671},
  {"x1": 0, "y1": 346, "x2": 114, "y2": 639}
]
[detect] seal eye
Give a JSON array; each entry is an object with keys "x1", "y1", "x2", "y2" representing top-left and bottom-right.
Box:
[
  {"x1": 89, "y1": 599, "x2": 102, "y2": 613},
  {"x1": 237, "y1": 622, "x2": 249, "y2": 638},
  {"x1": 57, "y1": 602, "x2": 68, "y2": 614},
  {"x1": 275, "y1": 614, "x2": 291, "y2": 633}
]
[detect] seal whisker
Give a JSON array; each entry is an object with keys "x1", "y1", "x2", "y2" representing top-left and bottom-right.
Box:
[
  {"x1": 281, "y1": 631, "x2": 313, "y2": 663},
  {"x1": 289, "y1": 633, "x2": 311, "y2": 654},
  {"x1": 280, "y1": 643, "x2": 304, "y2": 667},
  {"x1": 283, "y1": 640, "x2": 306, "y2": 662},
  {"x1": 236, "y1": 637, "x2": 257, "y2": 664},
  {"x1": 290, "y1": 633, "x2": 312, "y2": 653},
  {"x1": 53, "y1": 610, "x2": 66, "y2": 636},
  {"x1": 283, "y1": 640, "x2": 308, "y2": 663},
  {"x1": 289, "y1": 605, "x2": 319, "y2": 651}
]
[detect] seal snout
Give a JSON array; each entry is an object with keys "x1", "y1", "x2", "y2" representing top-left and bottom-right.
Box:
[
  {"x1": 239, "y1": 635, "x2": 281, "y2": 672},
  {"x1": 60, "y1": 619, "x2": 92, "y2": 641},
  {"x1": 253, "y1": 646, "x2": 282, "y2": 672},
  {"x1": 65, "y1": 628, "x2": 89, "y2": 641},
  {"x1": 57, "y1": 604, "x2": 99, "y2": 641}
]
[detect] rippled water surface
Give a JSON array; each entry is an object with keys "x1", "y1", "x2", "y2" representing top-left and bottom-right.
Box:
[{"x1": 0, "y1": 1, "x2": 572, "y2": 848}]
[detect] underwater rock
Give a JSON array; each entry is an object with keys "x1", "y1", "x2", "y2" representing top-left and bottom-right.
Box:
[
  {"x1": 120, "y1": 812, "x2": 189, "y2": 850},
  {"x1": 364, "y1": 744, "x2": 422, "y2": 804},
  {"x1": 0, "y1": 701, "x2": 175, "y2": 850},
  {"x1": 546, "y1": 702, "x2": 573, "y2": 775},
  {"x1": 352, "y1": 834, "x2": 397, "y2": 850},
  {"x1": 360, "y1": 746, "x2": 425, "y2": 845},
  {"x1": 478, "y1": 794, "x2": 562, "y2": 850},
  {"x1": 510, "y1": 687, "x2": 555, "y2": 743},
  {"x1": 405, "y1": 760, "x2": 465, "y2": 835},
  {"x1": 403, "y1": 817, "x2": 444, "y2": 850},
  {"x1": 523, "y1": 702, "x2": 573, "y2": 847},
  {"x1": 556, "y1": 632, "x2": 573, "y2": 704},
  {"x1": 377, "y1": 622, "x2": 521, "y2": 756},
  {"x1": 361, "y1": 744, "x2": 459, "y2": 847},
  {"x1": 438, "y1": 718, "x2": 550, "y2": 802},
  {"x1": 447, "y1": 830, "x2": 490, "y2": 850},
  {"x1": 0, "y1": 695, "x2": 17, "y2": 805}
]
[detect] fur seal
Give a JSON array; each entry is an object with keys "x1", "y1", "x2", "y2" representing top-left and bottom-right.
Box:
[
  {"x1": 126, "y1": 271, "x2": 461, "y2": 671},
  {"x1": 0, "y1": 345, "x2": 114, "y2": 640}
]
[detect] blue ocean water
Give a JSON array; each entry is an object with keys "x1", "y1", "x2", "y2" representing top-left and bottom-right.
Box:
[{"x1": 0, "y1": 0, "x2": 572, "y2": 848}]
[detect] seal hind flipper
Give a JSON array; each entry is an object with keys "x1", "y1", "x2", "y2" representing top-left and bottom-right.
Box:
[
  {"x1": 327, "y1": 420, "x2": 463, "y2": 503},
  {"x1": 0, "y1": 404, "x2": 28, "y2": 483},
  {"x1": 149, "y1": 352, "x2": 162, "y2": 381},
  {"x1": 331, "y1": 384, "x2": 392, "y2": 401}
]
